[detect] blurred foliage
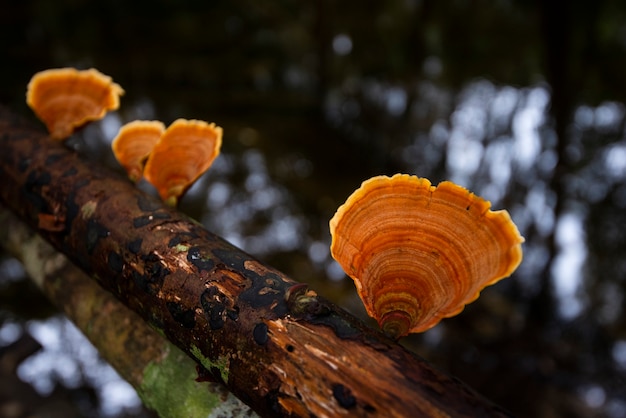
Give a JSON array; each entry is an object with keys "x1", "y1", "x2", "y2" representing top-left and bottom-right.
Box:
[{"x1": 2, "y1": 0, "x2": 626, "y2": 417}]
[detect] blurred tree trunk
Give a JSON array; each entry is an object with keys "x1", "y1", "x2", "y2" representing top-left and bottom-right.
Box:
[
  {"x1": 0, "y1": 207, "x2": 257, "y2": 418},
  {"x1": 0, "y1": 105, "x2": 511, "y2": 418}
]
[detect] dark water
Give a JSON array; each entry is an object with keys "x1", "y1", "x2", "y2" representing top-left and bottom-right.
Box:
[{"x1": 1, "y1": 1, "x2": 626, "y2": 417}]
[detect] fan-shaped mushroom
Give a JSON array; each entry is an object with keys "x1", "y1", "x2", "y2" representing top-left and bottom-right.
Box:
[
  {"x1": 112, "y1": 120, "x2": 165, "y2": 182},
  {"x1": 26, "y1": 67, "x2": 124, "y2": 140},
  {"x1": 329, "y1": 174, "x2": 524, "y2": 339},
  {"x1": 144, "y1": 119, "x2": 222, "y2": 206}
]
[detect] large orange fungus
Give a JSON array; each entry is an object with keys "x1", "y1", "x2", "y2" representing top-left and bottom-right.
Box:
[{"x1": 329, "y1": 174, "x2": 524, "y2": 339}]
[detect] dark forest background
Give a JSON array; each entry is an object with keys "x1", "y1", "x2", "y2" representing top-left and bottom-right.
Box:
[{"x1": 1, "y1": 1, "x2": 626, "y2": 417}]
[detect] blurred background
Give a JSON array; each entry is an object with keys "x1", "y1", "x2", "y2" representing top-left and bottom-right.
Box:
[{"x1": 1, "y1": 0, "x2": 626, "y2": 417}]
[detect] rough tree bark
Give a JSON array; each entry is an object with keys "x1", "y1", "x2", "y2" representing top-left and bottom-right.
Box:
[
  {"x1": 0, "y1": 106, "x2": 512, "y2": 418},
  {"x1": 0, "y1": 207, "x2": 258, "y2": 418}
]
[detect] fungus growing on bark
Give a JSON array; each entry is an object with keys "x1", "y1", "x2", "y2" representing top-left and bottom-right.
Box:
[
  {"x1": 26, "y1": 67, "x2": 124, "y2": 140},
  {"x1": 143, "y1": 119, "x2": 222, "y2": 206},
  {"x1": 112, "y1": 120, "x2": 165, "y2": 182},
  {"x1": 329, "y1": 174, "x2": 524, "y2": 339}
]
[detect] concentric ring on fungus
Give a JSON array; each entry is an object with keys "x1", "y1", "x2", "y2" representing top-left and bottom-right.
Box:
[{"x1": 329, "y1": 174, "x2": 524, "y2": 339}]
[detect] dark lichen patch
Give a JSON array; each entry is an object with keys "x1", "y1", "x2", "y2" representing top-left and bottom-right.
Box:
[
  {"x1": 62, "y1": 167, "x2": 78, "y2": 177},
  {"x1": 132, "y1": 253, "x2": 170, "y2": 295},
  {"x1": 187, "y1": 247, "x2": 214, "y2": 271},
  {"x1": 166, "y1": 301, "x2": 196, "y2": 329},
  {"x1": 18, "y1": 157, "x2": 31, "y2": 173},
  {"x1": 200, "y1": 286, "x2": 238, "y2": 330},
  {"x1": 253, "y1": 322, "x2": 269, "y2": 345},
  {"x1": 238, "y1": 271, "x2": 290, "y2": 316},
  {"x1": 127, "y1": 238, "x2": 143, "y2": 254},
  {"x1": 168, "y1": 236, "x2": 184, "y2": 248},
  {"x1": 64, "y1": 191, "x2": 79, "y2": 231},
  {"x1": 86, "y1": 218, "x2": 109, "y2": 254},
  {"x1": 137, "y1": 194, "x2": 162, "y2": 212},
  {"x1": 332, "y1": 383, "x2": 356, "y2": 409},
  {"x1": 25, "y1": 170, "x2": 51, "y2": 187},
  {"x1": 107, "y1": 251, "x2": 124, "y2": 274},
  {"x1": 132, "y1": 212, "x2": 171, "y2": 228},
  {"x1": 74, "y1": 178, "x2": 90, "y2": 188},
  {"x1": 45, "y1": 153, "x2": 63, "y2": 165},
  {"x1": 212, "y1": 248, "x2": 250, "y2": 271},
  {"x1": 226, "y1": 306, "x2": 239, "y2": 321},
  {"x1": 200, "y1": 287, "x2": 226, "y2": 330},
  {"x1": 22, "y1": 170, "x2": 52, "y2": 213},
  {"x1": 208, "y1": 304, "x2": 225, "y2": 329},
  {"x1": 309, "y1": 311, "x2": 361, "y2": 339},
  {"x1": 133, "y1": 215, "x2": 153, "y2": 228}
]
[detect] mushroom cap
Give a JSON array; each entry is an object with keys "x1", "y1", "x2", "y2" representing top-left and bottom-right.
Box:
[
  {"x1": 329, "y1": 174, "x2": 524, "y2": 338},
  {"x1": 26, "y1": 67, "x2": 125, "y2": 140},
  {"x1": 112, "y1": 120, "x2": 165, "y2": 182},
  {"x1": 143, "y1": 118, "x2": 223, "y2": 206}
]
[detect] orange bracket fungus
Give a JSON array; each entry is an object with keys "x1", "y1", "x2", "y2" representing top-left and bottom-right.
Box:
[
  {"x1": 329, "y1": 173, "x2": 524, "y2": 339},
  {"x1": 112, "y1": 120, "x2": 165, "y2": 182},
  {"x1": 143, "y1": 118, "x2": 223, "y2": 206},
  {"x1": 26, "y1": 67, "x2": 124, "y2": 140}
]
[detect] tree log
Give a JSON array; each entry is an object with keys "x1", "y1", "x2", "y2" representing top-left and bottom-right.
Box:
[
  {"x1": 0, "y1": 106, "x2": 512, "y2": 417},
  {"x1": 0, "y1": 207, "x2": 258, "y2": 418}
]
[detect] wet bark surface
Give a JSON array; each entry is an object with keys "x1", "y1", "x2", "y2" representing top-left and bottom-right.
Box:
[{"x1": 0, "y1": 106, "x2": 511, "y2": 417}]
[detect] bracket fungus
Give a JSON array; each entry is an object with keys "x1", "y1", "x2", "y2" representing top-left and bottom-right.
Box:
[
  {"x1": 143, "y1": 118, "x2": 223, "y2": 206},
  {"x1": 112, "y1": 120, "x2": 165, "y2": 182},
  {"x1": 329, "y1": 174, "x2": 524, "y2": 339},
  {"x1": 26, "y1": 67, "x2": 124, "y2": 140}
]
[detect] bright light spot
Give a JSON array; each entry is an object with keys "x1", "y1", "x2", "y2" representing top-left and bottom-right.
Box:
[
  {"x1": 100, "y1": 379, "x2": 143, "y2": 416},
  {"x1": 308, "y1": 241, "x2": 329, "y2": 264},
  {"x1": 17, "y1": 317, "x2": 141, "y2": 414},
  {"x1": 446, "y1": 131, "x2": 483, "y2": 181},
  {"x1": 100, "y1": 113, "x2": 122, "y2": 142},
  {"x1": 385, "y1": 87, "x2": 407, "y2": 116},
  {"x1": 332, "y1": 34, "x2": 353, "y2": 55},
  {"x1": 605, "y1": 144, "x2": 626, "y2": 179},
  {"x1": 512, "y1": 87, "x2": 548, "y2": 170},
  {"x1": 326, "y1": 260, "x2": 347, "y2": 281},
  {"x1": 581, "y1": 385, "x2": 606, "y2": 409},
  {"x1": 594, "y1": 101, "x2": 624, "y2": 129},
  {"x1": 612, "y1": 340, "x2": 626, "y2": 369},
  {"x1": 0, "y1": 321, "x2": 23, "y2": 346},
  {"x1": 206, "y1": 182, "x2": 232, "y2": 209},
  {"x1": 0, "y1": 257, "x2": 25, "y2": 283},
  {"x1": 574, "y1": 105, "x2": 594, "y2": 128},
  {"x1": 551, "y1": 212, "x2": 587, "y2": 319}
]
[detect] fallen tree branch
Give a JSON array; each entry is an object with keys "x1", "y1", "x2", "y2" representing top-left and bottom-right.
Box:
[
  {"x1": 0, "y1": 105, "x2": 511, "y2": 417},
  {"x1": 0, "y1": 207, "x2": 258, "y2": 418}
]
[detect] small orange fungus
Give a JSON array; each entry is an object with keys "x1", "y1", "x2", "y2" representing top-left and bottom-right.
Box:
[
  {"x1": 26, "y1": 67, "x2": 124, "y2": 140},
  {"x1": 144, "y1": 119, "x2": 222, "y2": 206},
  {"x1": 329, "y1": 174, "x2": 524, "y2": 339},
  {"x1": 112, "y1": 120, "x2": 165, "y2": 182}
]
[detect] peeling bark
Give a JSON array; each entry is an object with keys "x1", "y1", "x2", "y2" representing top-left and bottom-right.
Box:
[{"x1": 0, "y1": 106, "x2": 512, "y2": 418}]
